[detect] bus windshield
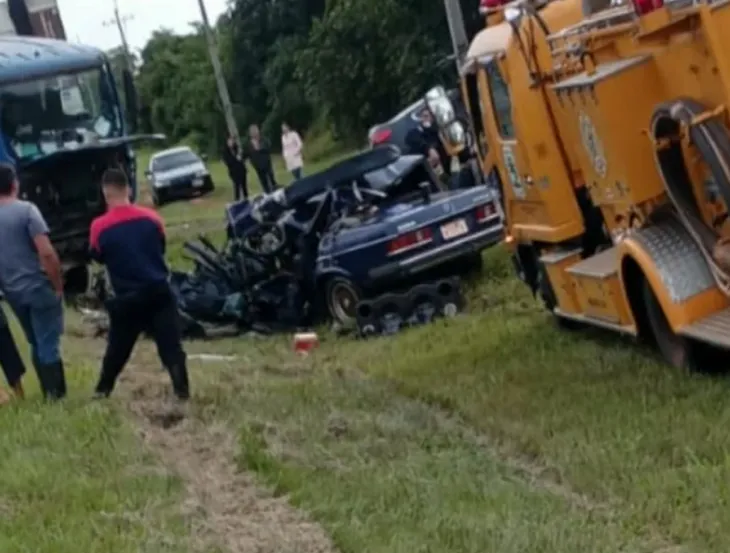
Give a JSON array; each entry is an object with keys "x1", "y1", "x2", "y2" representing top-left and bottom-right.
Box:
[{"x1": 0, "y1": 65, "x2": 122, "y2": 162}]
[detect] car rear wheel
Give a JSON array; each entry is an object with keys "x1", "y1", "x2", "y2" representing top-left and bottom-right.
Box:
[{"x1": 325, "y1": 277, "x2": 363, "y2": 328}]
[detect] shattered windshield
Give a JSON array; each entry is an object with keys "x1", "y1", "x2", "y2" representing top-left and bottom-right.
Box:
[
  {"x1": 152, "y1": 150, "x2": 200, "y2": 172},
  {"x1": 0, "y1": 66, "x2": 122, "y2": 162}
]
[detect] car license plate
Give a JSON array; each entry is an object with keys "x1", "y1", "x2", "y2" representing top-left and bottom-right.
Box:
[
  {"x1": 193, "y1": 177, "x2": 204, "y2": 187},
  {"x1": 441, "y1": 219, "x2": 468, "y2": 240}
]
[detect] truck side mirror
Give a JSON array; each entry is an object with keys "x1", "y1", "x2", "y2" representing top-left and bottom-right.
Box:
[{"x1": 122, "y1": 68, "x2": 138, "y2": 133}]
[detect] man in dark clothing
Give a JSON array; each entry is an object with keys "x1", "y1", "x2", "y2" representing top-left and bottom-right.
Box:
[
  {"x1": 246, "y1": 124, "x2": 278, "y2": 194},
  {"x1": 89, "y1": 169, "x2": 189, "y2": 400},
  {"x1": 405, "y1": 108, "x2": 452, "y2": 178},
  {"x1": 0, "y1": 303, "x2": 26, "y2": 400},
  {"x1": 222, "y1": 135, "x2": 249, "y2": 201}
]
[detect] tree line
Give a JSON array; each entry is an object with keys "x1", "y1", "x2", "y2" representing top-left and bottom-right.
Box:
[{"x1": 134, "y1": 0, "x2": 483, "y2": 156}]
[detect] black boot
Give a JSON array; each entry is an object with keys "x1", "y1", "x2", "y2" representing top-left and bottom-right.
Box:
[
  {"x1": 167, "y1": 360, "x2": 190, "y2": 400},
  {"x1": 38, "y1": 360, "x2": 66, "y2": 400}
]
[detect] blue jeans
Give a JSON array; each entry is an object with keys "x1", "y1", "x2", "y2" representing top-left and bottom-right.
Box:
[
  {"x1": 6, "y1": 286, "x2": 63, "y2": 367},
  {"x1": 291, "y1": 167, "x2": 303, "y2": 180}
]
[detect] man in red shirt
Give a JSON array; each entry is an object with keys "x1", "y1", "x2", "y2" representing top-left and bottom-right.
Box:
[{"x1": 89, "y1": 169, "x2": 189, "y2": 400}]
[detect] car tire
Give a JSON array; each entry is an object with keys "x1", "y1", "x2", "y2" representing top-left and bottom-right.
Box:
[
  {"x1": 152, "y1": 190, "x2": 164, "y2": 207},
  {"x1": 324, "y1": 276, "x2": 363, "y2": 328}
]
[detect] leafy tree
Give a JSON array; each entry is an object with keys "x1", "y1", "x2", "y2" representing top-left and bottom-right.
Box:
[{"x1": 135, "y1": 0, "x2": 485, "y2": 150}]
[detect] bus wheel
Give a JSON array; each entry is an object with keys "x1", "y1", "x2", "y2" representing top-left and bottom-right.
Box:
[{"x1": 642, "y1": 278, "x2": 692, "y2": 369}]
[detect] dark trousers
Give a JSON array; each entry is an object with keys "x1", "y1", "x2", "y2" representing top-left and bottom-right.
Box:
[
  {"x1": 96, "y1": 284, "x2": 189, "y2": 399},
  {"x1": 291, "y1": 167, "x2": 303, "y2": 180},
  {"x1": 255, "y1": 165, "x2": 278, "y2": 194},
  {"x1": 231, "y1": 172, "x2": 248, "y2": 201},
  {"x1": 0, "y1": 323, "x2": 25, "y2": 387}
]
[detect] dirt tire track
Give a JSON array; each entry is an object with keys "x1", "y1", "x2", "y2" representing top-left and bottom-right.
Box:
[{"x1": 121, "y1": 369, "x2": 337, "y2": 553}]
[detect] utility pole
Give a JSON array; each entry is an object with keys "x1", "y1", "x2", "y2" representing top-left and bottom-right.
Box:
[
  {"x1": 443, "y1": 0, "x2": 469, "y2": 72},
  {"x1": 197, "y1": 0, "x2": 240, "y2": 143},
  {"x1": 102, "y1": 0, "x2": 135, "y2": 74}
]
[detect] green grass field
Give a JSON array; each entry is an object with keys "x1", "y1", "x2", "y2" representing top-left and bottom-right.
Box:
[{"x1": 2, "y1": 151, "x2": 729, "y2": 552}]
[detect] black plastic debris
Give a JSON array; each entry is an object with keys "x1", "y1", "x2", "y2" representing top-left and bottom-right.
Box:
[{"x1": 355, "y1": 276, "x2": 464, "y2": 338}]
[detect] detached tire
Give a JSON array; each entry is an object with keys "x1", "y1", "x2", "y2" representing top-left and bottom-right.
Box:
[{"x1": 324, "y1": 276, "x2": 363, "y2": 328}]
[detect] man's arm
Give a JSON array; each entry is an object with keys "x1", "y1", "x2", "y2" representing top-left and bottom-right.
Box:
[{"x1": 27, "y1": 204, "x2": 63, "y2": 296}]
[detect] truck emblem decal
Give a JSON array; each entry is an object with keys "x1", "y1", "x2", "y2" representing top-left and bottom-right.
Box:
[
  {"x1": 579, "y1": 112, "x2": 607, "y2": 178},
  {"x1": 501, "y1": 145, "x2": 525, "y2": 199}
]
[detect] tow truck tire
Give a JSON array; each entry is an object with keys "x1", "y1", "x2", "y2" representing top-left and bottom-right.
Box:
[
  {"x1": 641, "y1": 277, "x2": 712, "y2": 371},
  {"x1": 324, "y1": 276, "x2": 363, "y2": 328},
  {"x1": 537, "y1": 263, "x2": 581, "y2": 330}
]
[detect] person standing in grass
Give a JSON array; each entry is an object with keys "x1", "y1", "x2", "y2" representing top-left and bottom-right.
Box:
[
  {"x1": 281, "y1": 122, "x2": 304, "y2": 180},
  {"x1": 89, "y1": 168, "x2": 190, "y2": 401},
  {"x1": 222, "y1": 135, "x2": 249, "y2": 201},
  {"x1": 246, "y1": 124, "x2": 278, "y2": 194},
  {"x1": 0, "y1": 163, "x2": 66, "y2": 400},
  {"x1": 0, "y1": 303, "x2": 26, "y2": 402}
]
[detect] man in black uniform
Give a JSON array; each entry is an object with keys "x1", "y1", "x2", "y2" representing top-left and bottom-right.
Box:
[
  {"x1": 222, "y1": 135, "x2": 249, "y2": 201},
  {"x1": 89, "y1": 169, "x2": 190, "y2": 401},
  {"x1": 405, "y1": 108, "x2": 452, "y2": 178}
]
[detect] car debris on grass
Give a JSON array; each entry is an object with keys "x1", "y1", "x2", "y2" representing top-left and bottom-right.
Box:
[{"x1": 84, "y1": 146, "x2": 503, "y2": 340}]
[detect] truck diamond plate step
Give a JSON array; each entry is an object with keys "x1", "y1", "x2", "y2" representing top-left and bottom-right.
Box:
[
  {"x1": 566, "y1": 247, "x2": 618, "y2": 278},
  {"x1": 678, "y1": 308, "x2": 730, "y2": 349}
]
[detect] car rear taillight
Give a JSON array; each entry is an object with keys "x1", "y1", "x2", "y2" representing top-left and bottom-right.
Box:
[
  {"x1": 632, "y1": 0, "x2": 663, "y2": 14},
  {"x1": 371, "y1": 128, "x2": 393, "y2": 145},
  {"x1": 388, "y1": 228, "x2": 433, "y2": 255},
  {"x1": 475, "y1": 202, "x2": 497, "y2": 223}
]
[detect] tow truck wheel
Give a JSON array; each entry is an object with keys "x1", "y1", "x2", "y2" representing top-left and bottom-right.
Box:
[
  {"x1": 537, "y1": 263, "x2": 580, "y2": 330},
  {"x1": 642, "y1": 279, "x2": 696, "y2": 370},
  {"x1": 325, "y1": 277, "x2": 363, "y2": 328}
]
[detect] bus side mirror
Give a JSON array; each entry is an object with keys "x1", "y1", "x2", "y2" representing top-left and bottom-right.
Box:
[{"x1": 122, "y1": 68, "x2": 138, "y2": 133}]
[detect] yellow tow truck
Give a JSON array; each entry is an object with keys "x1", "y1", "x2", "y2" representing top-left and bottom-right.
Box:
[{"x1": 452, "y1": 0, "x2": 730, "y2": 370}]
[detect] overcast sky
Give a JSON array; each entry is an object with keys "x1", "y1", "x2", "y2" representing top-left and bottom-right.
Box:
[{"x1": 57, "y1": 0, "x2": 229, "y2": 53}]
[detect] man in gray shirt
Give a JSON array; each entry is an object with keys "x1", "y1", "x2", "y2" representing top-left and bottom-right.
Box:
[{"x1": 0, "y1": 163, "x2": 66, "y2": 399}]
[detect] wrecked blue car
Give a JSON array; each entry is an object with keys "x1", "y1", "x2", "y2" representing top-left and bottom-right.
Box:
[{"x1": 223, "y1": 145, "x2": 504, "y2": 329}]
